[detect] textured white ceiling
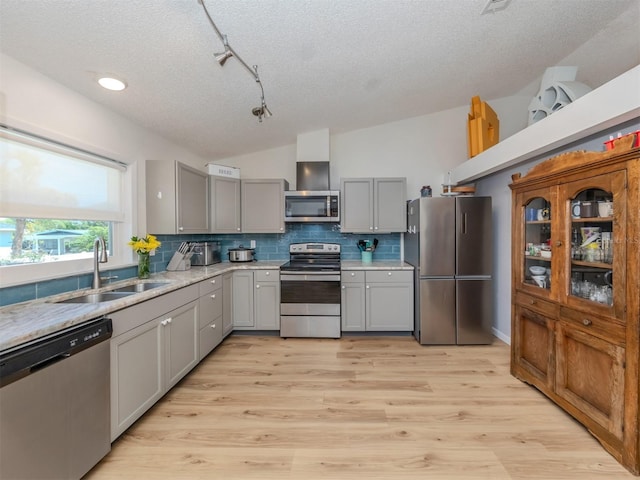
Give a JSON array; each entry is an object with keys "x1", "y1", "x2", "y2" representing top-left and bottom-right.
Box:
[{"x1": 1, "y1": 0, "x2": 638, "y2": 161}]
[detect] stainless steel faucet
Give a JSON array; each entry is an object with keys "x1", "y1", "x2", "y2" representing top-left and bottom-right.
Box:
[{"x1": 92, "y1": 237, "x2": 108, "y2": 289}]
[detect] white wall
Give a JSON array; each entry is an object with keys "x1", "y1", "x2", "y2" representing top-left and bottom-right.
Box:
[
  {"x1": 226, "y1": 95, "x2": 530, "y2": 200},
  {"x1": 0, "y1": 53, "x2": 211, "y2": 235}
]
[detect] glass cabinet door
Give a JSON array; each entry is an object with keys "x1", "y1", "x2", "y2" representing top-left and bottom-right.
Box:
[
  {"x1": 564, "y1": 171, "x2": 626, "y2": 315},
  {"x1": 523, "y1": 195, "x2": 552, "y2": 291}
]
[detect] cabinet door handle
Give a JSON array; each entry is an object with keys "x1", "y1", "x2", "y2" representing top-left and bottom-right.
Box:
[
  {"x1": 210, "y1": 294, "x2": 216, "y2": 299},
  {"x1": 555, "y1": 240, "x2": 562, "y2": 247},
  {"x1": 161, "y1": 318, "x2": 172, "y2": 326},
  {"x1": 388, "y1": 272, "x2": 392, "y2": 276},
  {"x1": 211, "y1": 279, "x2": 216, "y2": 284},
  {"x1": 256, "y1": 284, "x2": 260, "y2": 289},
  {"x1": 178, "y1": 226, "x2": 184, "y2": 231},
  {"x1": 265, "y1": 271, "x2": 270, "y2": 276},
  {"x1": 366, "y1": 285, "x2": 370, "y2": 289},
  {"x1": 211, "y1": 324, "x2": 216, "y2": 329},
  {"x1": 342, "y1": 285, "x2": 346, "y2": 289},
  {"x1": 582, "y1": 318, "x2": 592, "y2": 326}
]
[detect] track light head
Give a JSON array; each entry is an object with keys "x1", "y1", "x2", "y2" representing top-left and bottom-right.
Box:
[{"x1": 214, "y1": 49, "x2": 233, "y2": 66}]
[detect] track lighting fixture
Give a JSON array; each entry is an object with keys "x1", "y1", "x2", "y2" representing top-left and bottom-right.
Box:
[
  {"x1": 214, "y1": 35, "x2": 233, "y2": 66},
  {"x1": 198, "y1": 0, "x2": 272, "y2": 122}
]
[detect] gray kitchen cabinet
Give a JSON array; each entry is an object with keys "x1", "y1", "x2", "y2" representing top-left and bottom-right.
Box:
[
  {"x1": 109, "y1": 285, "x2": 199, "y2": 440},
  {"x1": 222, "y1": 271, "x2": 234, "y2": 337},
  {"x1": 341, "y1": 270, "x2": 366, "y2": 331},
  {"x1": 146, "y1": 160, "x2": 209, "y2": 234},
  {"x1": 340, "y1": 270, "x2": 413, "y2": 331},
  {"x1": 233, "y1": 269, "x2": 280, "y2": 330},
  {"x1": 366, "y1": 270, "x2": 413, "y2": 331},
  {"x1": 340, "y1": 177, "x2": 406, "y2": 233},
  {"x1": 198, "y1": 276, "x2": 223, "y2": 360},
  {"x1": 232, "y1": 270, "x2": 255, "y2": 328},
  {"x1": 254, "y1": 269, "x2": 280, "y2": 330},
  {"x1": 241, "y1": 179, "x2": 289, "y2": 233},
  {"x1": 210, "y1": 176, "x2": 241, "y2": 233}
]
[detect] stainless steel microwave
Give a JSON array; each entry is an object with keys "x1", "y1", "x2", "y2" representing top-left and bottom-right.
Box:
[{"x1": 284, "y1": 191, "x2": 340, "y2": 222}]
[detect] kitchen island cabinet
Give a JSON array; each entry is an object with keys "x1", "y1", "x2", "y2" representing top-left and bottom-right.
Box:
[
  {"x1": 340, "y1": 177, "x2": 406, "y2": 233},
  {"x1": 341, "y1": 269, "x2": 413, "y2": 332},
  {"x1": 146, "y1": 160, "x2": 209, "y2": 234},
  {"x1": 509, "y1": 139, "x2": 640, "y2": 474},
  {"x1": 109, "y1": 285, "x2": 199, "y2": 440}
]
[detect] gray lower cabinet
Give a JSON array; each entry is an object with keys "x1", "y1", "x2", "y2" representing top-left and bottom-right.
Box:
[
  {"x1": 210, "y1": 176, "x2": 241, "y2": 233},
  {"x1": 233, "y1": 269, "x2": 280, "y2": 330},
  {"x1": 241, "y1": 179, "x2": 289, "y2": 233},
  {"x1": 232, "y1": 270, "x2": 255, "y2": 328},
  {"x1": 254, "y1": 270, "x2": 280, "y2": 330},
  {"x1": 341, "y1": 270, "x2": 413, "y2": 331},
  {"x1": 198, "y1": 276, "x2": 223, "y2": 360},
  {"x1": 109, "y1": 285, "x2": 199, "y2": 441},
  {"x1": 222, "y1": 272, "x2": 234, "y2": 336},
  {"x1": 341, "y1": 271, "x2": 366, "y2": 331},
  {"x1": 340, "y1": 177, "x2": 406, "y2": 233}
]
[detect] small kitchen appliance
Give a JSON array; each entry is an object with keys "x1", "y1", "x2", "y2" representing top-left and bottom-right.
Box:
[
  {"x1": 228, "y1": 246, "x2": 256, "y2": 262},
  {"x1": 189, "y1": 241, "x2": 221, "y2": 266}
]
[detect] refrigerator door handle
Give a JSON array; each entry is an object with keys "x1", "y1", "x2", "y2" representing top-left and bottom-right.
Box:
[{"x1": 461, "y1": 212, "x2": 467, "y2": 235}]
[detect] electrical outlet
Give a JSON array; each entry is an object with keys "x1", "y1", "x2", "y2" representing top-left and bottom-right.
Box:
[{"x1": 250, "y1": 240, "x2": 256, "y2": 248}]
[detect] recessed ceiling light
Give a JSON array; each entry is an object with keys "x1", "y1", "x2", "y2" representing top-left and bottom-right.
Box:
[{"x1": 98, "y1": 76, "x2": 127, "y2": 91}]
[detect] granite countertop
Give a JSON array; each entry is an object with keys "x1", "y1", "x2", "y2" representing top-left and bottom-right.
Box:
[
  {"x1": 0, "y1": 261, "x2": 285, "y2": 352},
  {"x1": 0, "y1": 259, "x2": 413, "y2": 352},
  {"x1": 341, "y1": 260, "x2": 414, "y2": 270}
]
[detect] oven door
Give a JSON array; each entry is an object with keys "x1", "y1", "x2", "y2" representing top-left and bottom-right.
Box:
[{"x1": 280, "y1": 272, "x2": 341, "y2": 316}]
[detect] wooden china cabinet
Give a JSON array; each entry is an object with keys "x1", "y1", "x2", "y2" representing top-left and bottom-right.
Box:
[{"x1": 509, "y1": 135, "x2": 640, "y2": 474}]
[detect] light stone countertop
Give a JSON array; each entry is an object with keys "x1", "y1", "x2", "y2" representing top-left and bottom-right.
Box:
[
  {"x1": 340, "y1": 260, "x2": 414, "y2": 271},
  {"x1": 0, "y1": 261, "x2": 285, "y2": 352},
  {"x1": 0, "y1": 259, "x2": 413, "y2": 352}
]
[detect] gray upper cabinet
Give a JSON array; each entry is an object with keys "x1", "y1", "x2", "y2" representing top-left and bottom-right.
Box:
[
  {"x1": 146, "y1": 160, "x2": 209, "y2": 234},
  {"x1": 210, "y1": 176, "x2": 241, "y2": 233},
  {"x1": 241, "y1": 179, "x2": 289, "y2": 233},
  {"x1": 340, "y1": 177, "x2": 406, "y2": 233}
]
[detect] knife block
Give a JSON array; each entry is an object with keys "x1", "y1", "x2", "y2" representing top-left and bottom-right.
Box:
[{"x1": 166, "y1": 252, "x2": 191, "y2": 271}]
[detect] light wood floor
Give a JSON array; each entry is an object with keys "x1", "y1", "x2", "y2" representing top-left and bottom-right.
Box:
[{"x1": 87, "y1": 335, "x2": 635, "y2": 479}]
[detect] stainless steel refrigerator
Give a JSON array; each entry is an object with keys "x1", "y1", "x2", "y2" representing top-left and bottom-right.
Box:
[{"x1": 405, "y1": 196, "x2": 493, "y2": 345}]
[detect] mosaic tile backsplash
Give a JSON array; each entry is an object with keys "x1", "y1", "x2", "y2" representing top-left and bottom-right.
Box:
[{"x1": 0, "y1": 224, "x2": 400, "y2": 306}]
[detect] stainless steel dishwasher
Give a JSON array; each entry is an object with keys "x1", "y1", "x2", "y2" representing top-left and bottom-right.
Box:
[{"x1": 0, "y1": 316, "x2": 112, "y2": 479}]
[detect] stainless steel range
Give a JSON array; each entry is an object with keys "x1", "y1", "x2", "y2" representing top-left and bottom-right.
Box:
[{"x1": 280, "y1": 242, "x2": 341, "y2": 338}]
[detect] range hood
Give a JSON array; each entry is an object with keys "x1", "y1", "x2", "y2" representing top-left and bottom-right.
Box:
[{"x1": 295, "y1": 129, "x2": 332, "y2": 191}]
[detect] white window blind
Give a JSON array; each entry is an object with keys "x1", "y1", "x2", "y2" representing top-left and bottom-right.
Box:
[{"x1": 0, "y1": 127, "x2": 126, "y2": 222}]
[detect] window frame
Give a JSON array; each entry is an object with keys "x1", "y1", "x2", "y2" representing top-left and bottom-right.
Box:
[{"x1": 0, "y1": 126, "x2": 135, "y2": 288}]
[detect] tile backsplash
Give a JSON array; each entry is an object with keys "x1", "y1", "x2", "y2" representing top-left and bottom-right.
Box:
[{"x1": 0, "y1": 224, "x2": 400, "y2": 306}]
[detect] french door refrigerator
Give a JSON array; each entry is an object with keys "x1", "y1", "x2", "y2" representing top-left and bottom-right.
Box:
[{"x1": 405, "y1": 196, "x2": 493, "y2": 345}]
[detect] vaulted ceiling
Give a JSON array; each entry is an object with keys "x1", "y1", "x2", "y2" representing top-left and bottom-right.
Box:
[{"x1": 1, "y1": 0, "x2": 638, "y2": 161}]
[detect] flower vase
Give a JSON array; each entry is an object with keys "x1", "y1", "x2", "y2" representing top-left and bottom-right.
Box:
[{"x1": 138, "y1": 252, "x2": 150, "y2": 279}]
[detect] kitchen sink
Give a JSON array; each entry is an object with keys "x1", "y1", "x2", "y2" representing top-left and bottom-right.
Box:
[
  {"x1": 57, "y1": 291, "x2": 135, "y2": 304},
  {"x1": 109, "y1": 282, "x2": 169, "y2": 293}
]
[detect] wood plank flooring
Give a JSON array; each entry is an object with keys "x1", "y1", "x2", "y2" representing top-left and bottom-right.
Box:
[{"x1": 87, "y1": 335, "x2": 635, "y2": 479}]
